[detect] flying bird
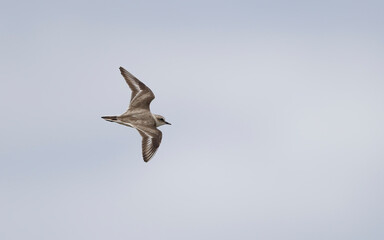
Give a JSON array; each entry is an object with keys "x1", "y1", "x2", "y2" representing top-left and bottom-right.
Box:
[{"x1": 102, "y1": 67, "x2": 171, "y2": 162}]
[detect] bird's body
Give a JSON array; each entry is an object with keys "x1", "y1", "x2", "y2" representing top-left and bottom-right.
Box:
[{"x1": 102, "y1": 67, "x2": 171, "y2": 162}]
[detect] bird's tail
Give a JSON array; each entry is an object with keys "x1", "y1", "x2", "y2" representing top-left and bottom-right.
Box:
[{"x1": 101, "y1": 116, "x2": 118, "y2": 122}]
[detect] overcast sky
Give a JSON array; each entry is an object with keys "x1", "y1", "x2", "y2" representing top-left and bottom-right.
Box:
[{"x1": 1, "y1": 0, "x2": 384, "y2": 239}]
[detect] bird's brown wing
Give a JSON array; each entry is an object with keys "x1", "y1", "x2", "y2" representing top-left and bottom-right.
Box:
[
  {"x1": 135, "y1": 126, "x2": 162, "y2": 162},
  {"x1": 119, "y1": 67, "x2": 155, "y2": 111}
]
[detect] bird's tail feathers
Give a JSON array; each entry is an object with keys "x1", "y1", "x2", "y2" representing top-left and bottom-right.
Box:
[{"x1": 102, "y1": 116, "x2": 118, "y2": 122}]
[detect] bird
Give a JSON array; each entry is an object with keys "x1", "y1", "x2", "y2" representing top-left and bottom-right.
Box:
[{"x1": 102, "y1": 67, "x2": 171, "y2": 162}]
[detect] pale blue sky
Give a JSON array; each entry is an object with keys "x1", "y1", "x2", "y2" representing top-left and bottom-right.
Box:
[{"x1": 1, "y1": 1, "x2": 384, "y2": 239}]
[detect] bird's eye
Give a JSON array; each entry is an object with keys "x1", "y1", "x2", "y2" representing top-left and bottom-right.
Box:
[{"x1": 160, "y1": 118, "x2": 164, "y2": 121}]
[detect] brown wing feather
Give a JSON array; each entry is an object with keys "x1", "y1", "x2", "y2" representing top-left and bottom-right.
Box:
[
  {"x1": 136, "y1": 127, "x2": 162, "y2": 162},
  {"x1": 119, "y1": 67, "x2": 155, "y2": 110}
]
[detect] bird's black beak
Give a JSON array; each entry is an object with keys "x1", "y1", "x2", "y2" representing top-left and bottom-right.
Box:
[{"x1": 165, "y1": 121, "x2": 171, "y2": 125}]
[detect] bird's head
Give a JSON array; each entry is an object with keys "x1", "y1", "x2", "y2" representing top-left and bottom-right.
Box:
[{"x1": 154, "y1": 114, "x2": 171, "y2": 127}]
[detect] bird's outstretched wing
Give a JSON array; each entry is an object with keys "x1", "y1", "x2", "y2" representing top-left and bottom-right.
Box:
[
  {"x1": 119, "y1": 67, "x2": 155, "y2": 111},
  {"x1": 135, "y1": 126, "x2": 162, "y2": 162}
]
